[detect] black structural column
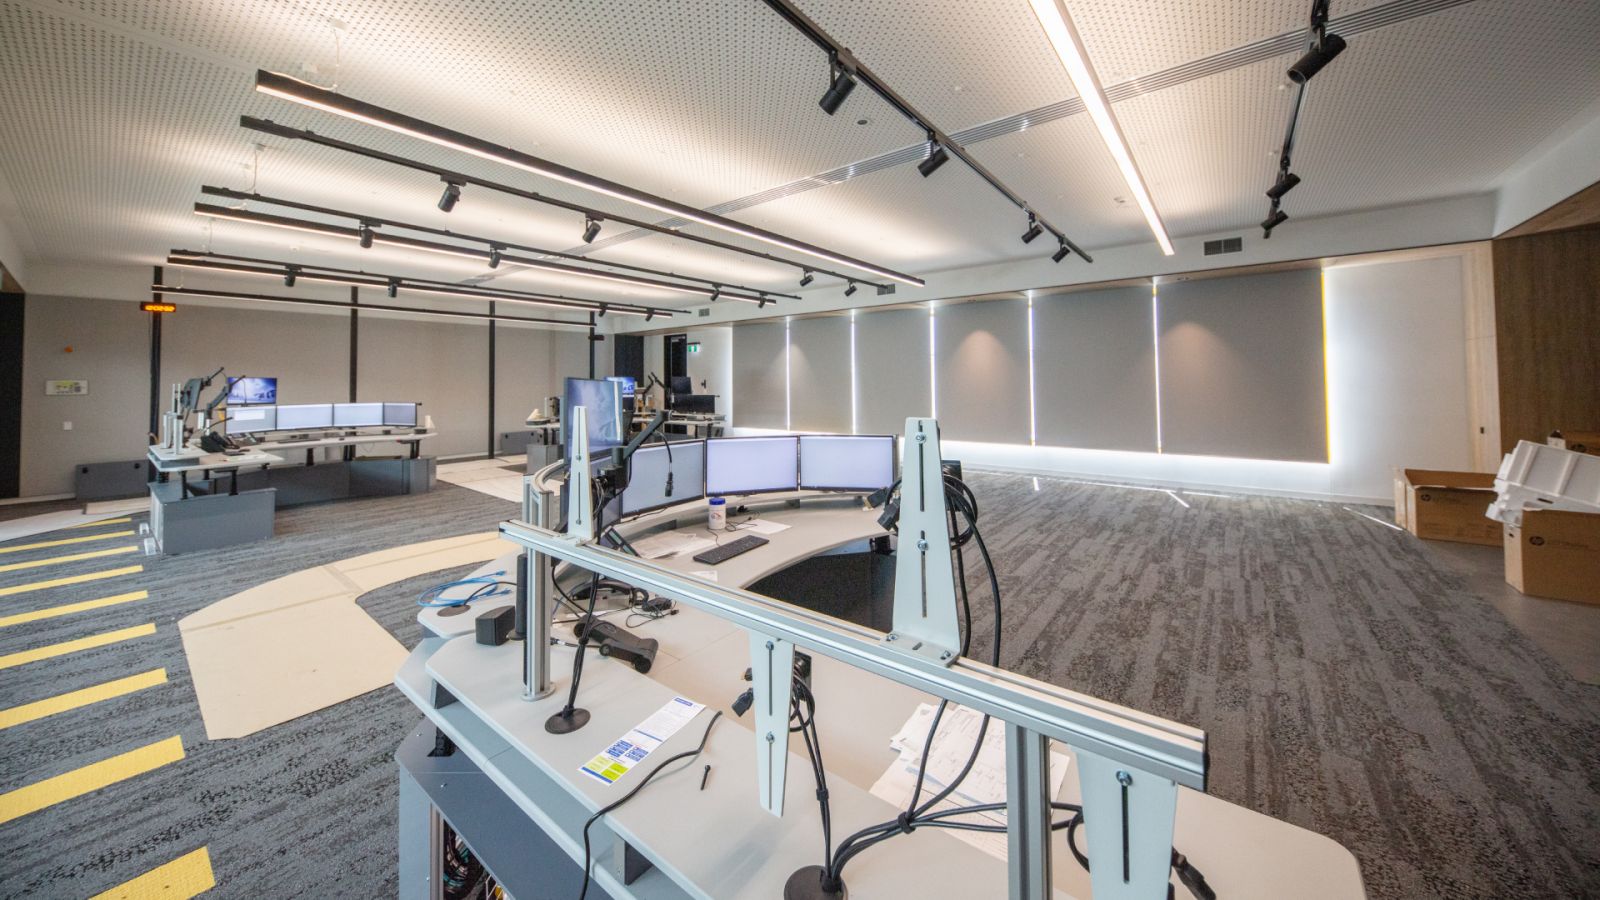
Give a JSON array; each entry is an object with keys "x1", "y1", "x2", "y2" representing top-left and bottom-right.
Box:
[
  {"x1": 148, "y1": 265, "x2": 164, "y2": 438},
  {"x1": 487, "y1": 301, "x2": 497, "y2": 457},
  {"x1": 348, "y1": 285, "x2": 359, "y2": 402},
  {"x1": 0, "y1": 290, "x2": 23, "y2": 498}
]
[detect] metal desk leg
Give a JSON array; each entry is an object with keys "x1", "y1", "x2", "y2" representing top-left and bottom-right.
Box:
[
  {"x1": 179, "y1": 470, "x2": 190, "y2": 499},
  {"x1": 524, "y1": 486, "x2": 555, "y2": 700},
  {"x1": 410, "y1": 440, "x2": 421, "y2": 460},
  {"x1": 305, "y1": 448, "x2": 315, "y2": 466},
  {"x1": 1005, "y1": 723, "x2": 1053, "y2": 900}
]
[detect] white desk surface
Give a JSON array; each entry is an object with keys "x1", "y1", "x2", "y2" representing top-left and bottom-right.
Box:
[
  {"x1": 410, "y1": 494, "x2": 1365, "y2": 899},
  {"x1": 522, "y1": 419, "x2": 560, "y2": 429},
  {"x1": 146, "y1": 446, "x2": 284, "y2": 473},
  {"x1": 245, "y1": 430, "x2": 435, "y2": 451}
]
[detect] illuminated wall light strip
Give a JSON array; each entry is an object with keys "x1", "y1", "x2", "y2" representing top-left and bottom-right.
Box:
[
  {"x1": 1322, "y1": 270, "x2": 1334, "y2": 463},
  {"x1": 1152, "y1": 284, "x2": 1164, "y2": 453},
  {"x1": 1027, "y1": 0, "x2": 1175, "y2": 256},
  {"x1": 151, "y1": 285, "x2": 593, "y2": 329},
  {"x1": 928, "y1": 307, "x2": 937, "y2": 419},
  {"x1": 849, "y1": 310, "x2": 858, "y2": 435},
  {"x1": 1026, "y1": 296, "x2": 1041, "y2": 441},
  {"x1": 784, "y1": 318, "x2": 793, "y2": 431},
  {"x1": 254, "y1": 71, "x2": 925, "y2": 286}
]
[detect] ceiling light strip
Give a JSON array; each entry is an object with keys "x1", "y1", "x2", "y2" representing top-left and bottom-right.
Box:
[
  {"x1": 758, "y1": 0, "x2": 1091, "y2": 263},
  {"x1": 151, "y1": 285, "x2": 594, "y2": 328},
  {"x1": 253, "y1": 70, "x2": 923, "y2": 286},
  {"x1": 198, "y1": 186, "x2": 798, "y2": 301},
  {"x1": 240, "y1": 116, "x2": 882, "y2": 292},
  {"x1": 1027, "y1": 0, "x2": 1174, "y2": 256}
]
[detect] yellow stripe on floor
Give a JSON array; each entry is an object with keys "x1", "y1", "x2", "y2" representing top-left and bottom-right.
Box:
[
  {"x1": 0, "y1": 545, "x2": 138, "y2": 574},
  {"x1": 0, "y1": 669, "x2": 167, "y2": 730},
  {"x1": 0, "y1": 565, "x2": 143, "y2": 598},
  {"x1": 0, "y1": 530, "x2": 137, "y2": 555},
  {"x1": 0, "y1": 591, "x2": 148, "y2": 628},
  {"x1": 0, "y1": 623, "x2": 156, "y2": 671},
  {"x1": 0, "y1": 735, "x2": 184, "y2": 826},
  {"x1": 68, "y1": 516, "x2": 132, "y2": 528},
  {"x1": 90, "y1": 846, "x2": 215, "y2": 900}
]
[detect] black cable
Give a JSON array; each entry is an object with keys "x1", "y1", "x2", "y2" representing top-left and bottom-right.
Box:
[{"x1": 578, "y1": 710, "x2": 723, "y2": 900}]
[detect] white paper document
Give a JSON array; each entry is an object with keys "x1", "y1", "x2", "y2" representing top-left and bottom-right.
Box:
[
  {"x1": 580, "y1": 696, "x2": 706, "y2": 785},
  {"x1": 737, "y1": 518, "x2": 792, "y2": 536},
  {"x1": 870, "y1": 702, "x2": 1071, "y2": 860},
  {"x1": 631, "y1": 530, "x2": 717, "y2": 560}
]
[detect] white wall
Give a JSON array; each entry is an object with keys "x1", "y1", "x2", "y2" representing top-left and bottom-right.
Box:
[
  {"x1": 638, "y1": 325, "x2": 733, "y2": 420},
  {"x1": 730, "y1": 244, "x2": 1494, "y2": 504}
]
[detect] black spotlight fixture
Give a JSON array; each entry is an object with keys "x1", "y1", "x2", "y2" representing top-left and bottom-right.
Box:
[
  {"x1": 819, "y1": 53, "x2": 856, "y2": 116},
  {"x1": 1265, "y1": 172, "x2": 1302, "y2": 201},
  {"x1": 596, "y1": 303, "x2": 608, "y2": 318},
  {"x1": 437, "y1": 180, "x2": 462, "y2": 212},
  {"x1": 799, "y1": 269, "x2": 814, "y2": 287},
  {"x1": 488, "y1": 246, "x2": 502, "y2": 268},
  {"x1": 1288, "y1": 32, "x2": 1347, "y2": 84},
  {"x1": 387, "y1": 279, "x2": 399, "y2": 298},
  {"x1": 1051, "y1": 242, "x2": 1070, "y2": 264},
  {"x1": 283, "y1": 266, "x2": 298, "y2": 287},
  {"x1": 710, "y1": 287, "x2": 721, "y2": 302},
  {"x1": 1261, "y1": 208, "x2": 1289, "y2": 236},
  {"x1": 1020, "y1": 215, "x2": 1043, "y2": 244},
  {"x1": 844, "y1": 281, "x2": 858, "y2": 297},
  {"x1": 581, "y1": 216, "x2": 601, "y2": 243},
  {"x1": 358, "y1": 222, "x2": 374, "y2": 248},
  {"x1": 917, "y1": 139, "x2": 949, "y2": 178}
]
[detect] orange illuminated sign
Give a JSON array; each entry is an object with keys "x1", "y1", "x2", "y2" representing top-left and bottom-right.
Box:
[{"x1": 141, "y1": 301, "x2": 177, "y2": 313}]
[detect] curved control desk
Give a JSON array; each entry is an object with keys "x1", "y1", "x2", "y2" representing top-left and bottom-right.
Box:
[{"x1": 398, "y1": 466, "x2": 1366, "y2": 900}]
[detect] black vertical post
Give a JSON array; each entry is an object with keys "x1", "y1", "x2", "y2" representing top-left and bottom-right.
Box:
[
  {"x1": 588, "y1": 321, "x2": 597, "y2": 378},
  {"x1": 348, "y1": 286, "x2": 359, "y2": 402},
  {"x1": 487, "y1": 301, "x2": 497, "y2": 458},
  {"x1": 0, "y1": 290, "x2": 23, "y2": 499},
  {"x1": 148, "y1": 266, "x2": 164, "y2": 438}
]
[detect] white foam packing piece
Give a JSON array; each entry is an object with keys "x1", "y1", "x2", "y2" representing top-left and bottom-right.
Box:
[{"x1": 1486, "y1": 440, "x2": 1600, "y2": 526}]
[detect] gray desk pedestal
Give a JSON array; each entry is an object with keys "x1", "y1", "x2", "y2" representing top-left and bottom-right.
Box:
[{"x1": 149, "y1": 481, "x2": 276, "y2": 555}]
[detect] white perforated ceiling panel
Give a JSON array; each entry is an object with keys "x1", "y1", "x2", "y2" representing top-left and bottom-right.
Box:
[{"x1": 0, "y1": 0, "x2": 1597, "y2": 308}]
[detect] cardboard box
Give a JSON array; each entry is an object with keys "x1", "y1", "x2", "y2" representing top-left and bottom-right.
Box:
[
  {"x1": 1393, "y1": 468, "x2": 1500, "y2": 545},
  {"x1": 1550, "y1": 431, "x2": 1600, "y2": 456},
  {"x1": 1505, "y1": 509, "x2": 1600, "y2": 604}
]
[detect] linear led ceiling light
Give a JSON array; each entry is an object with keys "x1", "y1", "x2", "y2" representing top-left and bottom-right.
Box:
[
  {"x1": 199, "y1": 186, "x2": 796, "y2": 303},
  {"x1": 253, "y1": 70, "x2": 923, "y2": 287},
  {"x1": 1027, "y1": 0, "x2": 1175, "y2": 256},
  {"x1": 759, "y1": 0, "x2": 1091, "y2": 264},
  {"x1": 166, "y1": 249, "x2": 670, "y2": 317},
  {"x1": 192, "y1": 202, "x2": 769, "y2": 305},
  {"x1": 152, "y1": 285, "x2": 595, "y2": 328},
  {"x1": 240, "y1": 117, "x2": 885, "y2": 292}
]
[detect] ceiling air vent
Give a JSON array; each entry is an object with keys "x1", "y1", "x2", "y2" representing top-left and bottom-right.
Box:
[
  {"x1": 1203, "y1": 237, "x2": 1244, "y2": 256},
  {"x1": 698, "y1": 307, "x2": 711, "y2": 317}
]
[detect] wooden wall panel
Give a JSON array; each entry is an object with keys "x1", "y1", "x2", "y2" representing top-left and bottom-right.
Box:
[{"x1": 1492, "y1": 226, "x2": 1600, "y2": 452}]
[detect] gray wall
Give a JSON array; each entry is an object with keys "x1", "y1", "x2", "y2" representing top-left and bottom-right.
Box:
[
  {"x1": 788, "y1": 316, "x2": 851, "y2": 433},
  {"x1": 1033, "y1": 286, "x2": 1159, "y2": 452},
  {"x1": 732, "y1": 321, "x2": 787, "y2": 428},
  {"x1": 934, "y1": 299, "x2": 1031, "y2": 444},
  {"x1": 17, "y1": 294, "x2": 595, "y2": 496},
  {"x1": 855, "y1": 308, "x2": 931, "y2": 435}
]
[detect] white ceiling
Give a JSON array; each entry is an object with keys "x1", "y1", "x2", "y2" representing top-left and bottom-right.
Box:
[{"x1": 1, "y1": 0, "x2": 1597, "y2": 312}]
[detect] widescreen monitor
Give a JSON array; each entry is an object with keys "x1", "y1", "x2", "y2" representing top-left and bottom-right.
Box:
[
  {"x1": 383, "y1": 402, "x2": 418, "y2": 428},
  {"x1": 226, "y1": 376, "x2": 277, "y2": 405},
  {"x1": 620, "y1": 440, "x2": 706, "y2": 517},
  {"x1": 276, "y1": 403, "x2": 334, "y2": 430},
  {"x1": 225, "y1": 405, "x2": 277, "y2": 435},
  {"x1": 799, "y1": 434, "x2": 896, "y2": 492},
  {"x1": 562, "y1": 377, "x2": 625, "y2": 459},
  {"x1": 705, "y1": 436, "x2": 798, "y2": 497},
  {"x1": 333, "y1": 402, "x2": 385, "y2": 428}
]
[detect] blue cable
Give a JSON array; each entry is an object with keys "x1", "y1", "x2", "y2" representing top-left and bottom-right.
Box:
[{"x1": 417, "y1": 571, "x2": 510, "y2": 608}]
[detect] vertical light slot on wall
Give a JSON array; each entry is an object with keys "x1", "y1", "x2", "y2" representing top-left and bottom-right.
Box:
[
  {"x1": 1151, "y1": 284, "x2": 1164, "y2": 453},
  {"x1": 850, "y1": 310, "x2": 859, "y2": 435},
  {"x1": 1321, "y1": 270, "x2": 1334, "y2": 463},
  {"x1": 785, "y1": 317, "x2": 793, "y2": 432},
  {"x1": 928, "y1": 307, "x2": 937, "y2": 419},
  {"x1": 1027, "y1": 292, "x2": 1037, "y2": 445}
]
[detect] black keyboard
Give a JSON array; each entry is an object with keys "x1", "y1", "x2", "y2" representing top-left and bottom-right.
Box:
[{"x1": 692, "y1": 534, "x2": 769, "y2": 565}]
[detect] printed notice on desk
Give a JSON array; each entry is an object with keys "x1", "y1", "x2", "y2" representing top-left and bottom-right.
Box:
[{"x1": 580, "y1": 696, "x2": 706, "y2": 785}]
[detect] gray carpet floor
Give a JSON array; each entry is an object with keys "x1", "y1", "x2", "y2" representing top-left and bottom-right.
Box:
[{"x1": 0, "y1": 474, "x2": 1595, "y2": 898}]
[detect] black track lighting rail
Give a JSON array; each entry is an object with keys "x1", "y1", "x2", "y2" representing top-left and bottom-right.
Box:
[
  {"x1": 152, "y1": 284, "x2": 595, "y2": 329},
  {"x1": 166, "y1": 249, "x2": 675, "y2": 318},
  {"x1": 199, "y1": 186, "x2": 798, "y2": 302},
  {"x1": 1262, "y1": 0, "x2": 1348, "y2": 238},
  {"x1": 759, "y1": 0, "x2": 1092, "y2": 264},
  {"x1": 241, "y1": 111, "x2": 909, "y2": 292}
]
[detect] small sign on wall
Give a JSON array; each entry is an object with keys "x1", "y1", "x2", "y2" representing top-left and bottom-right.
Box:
[{"x1": 45, "y1": 380, "x2": 89, "y2": 396}]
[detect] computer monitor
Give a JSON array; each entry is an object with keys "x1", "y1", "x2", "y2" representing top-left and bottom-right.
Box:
[
  {"x1": 225, "y1": 405, "x2": 277, "y2": 435},
  {"x1": 620, "y1": 440, "x2": 706, "y2": 517},
  {"x1": 276, "y1": 403, "x2": 334, "y2": 431},
  {"x1": 799, "y1": 434, "x2": 897, "y2": 492},
  {"x1": 383, "y1": 402, "x2": 418, "y2": 428},
  {"x1": 562, "y1": 377, "x2": 625, "y2": 459},
  {"x1": 226, "y1": 376, "x2": 277, "y2": 405},
  {"x1": 333, "y1": 402, "x2": 384, "y2": 428},
  {"x1": 669, "y1": 375, "x2": 692, "y2": 395},
  {"x1": 705, "y1": 436, "x2": 799, "y2": 497},
  {"x1": 673, "y1": 394, "x2": 716, "y2": 415}
]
